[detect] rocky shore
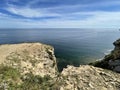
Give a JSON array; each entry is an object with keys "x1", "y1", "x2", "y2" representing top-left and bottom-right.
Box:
[
  {"x1": 91, "y1": 38, "x2": 120, "y2": 73},
  {"x1": 0, "y1": 40, "x2": 120, "y2": 90}
]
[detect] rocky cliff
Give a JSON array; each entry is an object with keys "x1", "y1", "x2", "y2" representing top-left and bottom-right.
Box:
[
  {"x1": 59, "y1": 65, "x2": 120, "y2": 90},
  {"x1": 0, "y1": 43, "x2": 58, "y2": 89},
  {"x1": 0, "y1": 42, "x2": 120, "y2": 90},
  {"x1": 91, "y1": 38, "x2": 120, "y2": 73},
  {"x1": 0, "y1": 43, "x2": 57, "y2": 77}
]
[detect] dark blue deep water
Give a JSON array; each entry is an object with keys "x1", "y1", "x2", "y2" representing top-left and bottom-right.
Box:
[{"x1": 0, "y1": 28, "x2": 119, "y2": 70}]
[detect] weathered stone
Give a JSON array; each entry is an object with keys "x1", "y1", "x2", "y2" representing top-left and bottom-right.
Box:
[
  {"x1": 0, "y1": 43, "x2": 57, "y2": 77},
  {"x1": 57, "y1": 65, "x2": 120, "y2": 90}
]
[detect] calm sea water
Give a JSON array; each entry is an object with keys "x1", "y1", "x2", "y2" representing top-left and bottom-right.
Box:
[{"x1": 0, "y1": 28, "x2": 119, "y2": 71}]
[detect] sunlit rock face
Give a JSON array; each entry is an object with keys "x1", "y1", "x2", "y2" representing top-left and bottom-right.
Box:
[
  {"x1": 0, "y1": 43, "x2": 58, "y2": 77},
  {"x1": 58, "y1": 65, "x2": 120, "y2": 90}
]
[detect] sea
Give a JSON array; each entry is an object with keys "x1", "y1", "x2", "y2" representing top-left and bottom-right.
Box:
[{"x1": 0, "y1": 28, "x2": 119, "y2": 71}]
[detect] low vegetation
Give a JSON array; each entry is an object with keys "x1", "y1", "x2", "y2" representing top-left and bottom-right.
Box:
[{"x1": 0, "y1": 64, "x2": 59, "y2": 90}]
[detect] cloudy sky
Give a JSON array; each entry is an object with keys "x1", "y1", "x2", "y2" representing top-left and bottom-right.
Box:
[{"x1": 0, "y1": 0, "x2": 120, "y2": 28}]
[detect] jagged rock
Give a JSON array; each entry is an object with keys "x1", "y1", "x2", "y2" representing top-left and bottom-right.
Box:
[
  {"x1": 113, "y1": 39, "x2": 120, "y2": 47},
  {"x1": 91, "y1": 38, "x2": 120, "y2": 73},
  {"x1": 111, "y1": 39, "x2": 120, "y2": 60},
  {"x1": 57, "y1": 65, "x2": 120, "y2": 90},
  {"x1": 0, "y1": 43, "x2": 58, "y2": 77}
]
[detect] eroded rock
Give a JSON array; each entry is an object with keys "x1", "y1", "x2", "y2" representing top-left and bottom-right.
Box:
[
  {"x1": 0, "y1": 43, "x2": 58, "y2": 77},
  {"x1": 56, "y1": 65, "x2": 120, "y2": 90}
]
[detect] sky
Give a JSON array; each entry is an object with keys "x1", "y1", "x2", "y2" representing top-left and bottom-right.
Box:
[{"x1": 0, "y1": 0, "x2": 120, "y2": 28}]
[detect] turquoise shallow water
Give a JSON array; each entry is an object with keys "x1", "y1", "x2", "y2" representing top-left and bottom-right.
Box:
[{"x1": 0, "y1": 28, "x2": 119, "y2": 71}]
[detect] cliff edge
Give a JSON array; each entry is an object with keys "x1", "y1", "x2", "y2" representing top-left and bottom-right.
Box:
[
  {"x1": 91, "y1": 38, "x2": 120, "y2": 73},
  {"x1": 0, "y1": 43, "x2": 57, "y2": 77},
  {"x1": 0, "y1": 42, "x2": 120, "y2": 90}
]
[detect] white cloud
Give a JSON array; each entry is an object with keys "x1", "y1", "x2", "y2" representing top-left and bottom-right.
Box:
[
  {"x1": 0, "y1": 12, "x2": 9, "y2": 18},
  {"x1": 0, "y1": 11, "x2": 120, "y2": 28},
  {"x1": 1, "y1": 0, "x2": 120, "y2": 28},
  {"x1": 6, "y1": 6, "x2": 60, "y2": 18},
  {"x1": 45, "y1": 0, "x2": 120, "y2": 12},
  {"x1": 4, "y1": 0, "x2": 120, "y2": 19}
]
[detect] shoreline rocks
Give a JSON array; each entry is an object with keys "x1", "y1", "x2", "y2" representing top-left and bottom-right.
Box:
[{"x1": 91, "y1": 38, "x2": 120, "y2": 73}]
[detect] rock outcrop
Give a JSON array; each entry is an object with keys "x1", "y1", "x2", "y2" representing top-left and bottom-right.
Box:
[
  {"x1": 0, "y1": 42, "x2": 120, "y2": 90},
  {"x1": 91, "y1": 38, "x2": 120, "y2": 73},
  {"x1": 0, "y1": 43, "x2": 57, "y2": 77},
  {"x1": 58, "y1": 65, "x2": 120, "y2": 90}
]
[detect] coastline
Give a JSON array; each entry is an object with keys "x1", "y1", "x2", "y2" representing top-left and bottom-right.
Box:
[
  {"x1": 0, "y1": 42, "x2": 120, "y2": 90},
  {"x1": 0, "y1": 43, "x2": 120, "y2": 90}
]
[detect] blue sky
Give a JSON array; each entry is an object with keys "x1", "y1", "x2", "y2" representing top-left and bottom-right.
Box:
[{"x1": 0, "y1": 0, "x2": 120, "y2": 28}]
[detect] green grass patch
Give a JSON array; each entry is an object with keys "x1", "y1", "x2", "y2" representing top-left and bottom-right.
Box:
[{"x1": 0, "y1": 65, "x2": 20, "y2": 81}]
